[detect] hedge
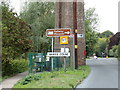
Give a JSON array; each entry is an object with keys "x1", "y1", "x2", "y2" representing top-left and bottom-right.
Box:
[
  {"x1": 118, "y1": 43, "x2": 120, "y2": 60},
  {"x1": 2, "y1": 59, "x2": 28, "y2": 76}
]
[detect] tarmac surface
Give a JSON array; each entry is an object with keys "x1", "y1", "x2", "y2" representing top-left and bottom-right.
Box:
[
  {"x1": 76, "y1": 58, "x2": 118, "y2": 88},
  {"x1": 0, "y1": 71, "x2": 28, "y2": 89}
]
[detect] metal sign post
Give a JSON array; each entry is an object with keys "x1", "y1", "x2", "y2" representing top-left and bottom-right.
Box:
[
  {"x1": 51, "y1": 37, "x2": 54, "y2": 71},
  {"x1": 46, "y1": 28, "x2": 71, "y2": 71},
  {"x1": 64, "y1": 45, "x2": 66, "y2": 72}
]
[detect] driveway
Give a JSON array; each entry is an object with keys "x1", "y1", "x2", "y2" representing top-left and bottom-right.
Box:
[{"x1": 76, "y1": 58, "x2": 118, "y2": 88}]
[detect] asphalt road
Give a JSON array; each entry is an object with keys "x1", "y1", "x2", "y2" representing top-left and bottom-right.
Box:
[{"x1": 76, "y1": 58, "x2": 118, "y2": 88}]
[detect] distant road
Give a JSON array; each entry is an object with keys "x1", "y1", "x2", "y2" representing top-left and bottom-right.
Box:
[{"x1": 76, "y1": 58, "x2": 118, "y2": 88}]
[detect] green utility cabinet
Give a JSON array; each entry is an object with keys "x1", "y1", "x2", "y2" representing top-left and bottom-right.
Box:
[
  {"x1": 28, "y1": 53, "x2": 70, "y2": 73},
  {"x1": 45, "y1": 57, "x2": 60, "y2": 71},
  {"x1": 28, "y1": 53, "x2": 46, "y2": 73},
  {"x1": 52, "y1": 57, "x2": 61, "y2": 69}
]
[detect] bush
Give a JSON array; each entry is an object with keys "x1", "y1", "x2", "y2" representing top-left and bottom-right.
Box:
[
  {"x1": 118, "y1": 43, "x2": 120, "y2": 60},
  {"x1": 109, "y1": 45, "x2": 118, "y2": 57},
  {"x1": 17, "y1": 74, "x2": 41, "y2": 85},
  {"x1": 109, "y1": 49, "x2": 114, "y2": 57},
  {"x1": 2, "y1": 59, "x2": 28, "y2": 76}
]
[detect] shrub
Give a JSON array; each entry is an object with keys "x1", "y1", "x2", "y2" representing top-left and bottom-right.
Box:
[
  {"x1": 17, "y1": 74, "x2": 41, "y2": 85},
  {"x1": 109, "y1": 49, "x2": 114, "y2": 57},
  {"x1": 118, "y1": 43, "x2": 120, "y2": 60},
  {"x1": 2, "y1": 59, "x2": 28, "y2": 76},
  {"x1": 109, "y1": 45, "x2": 118, "y2": 57}
]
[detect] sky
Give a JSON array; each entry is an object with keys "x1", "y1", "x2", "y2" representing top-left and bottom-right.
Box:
[
  {"x1": 84, "y1": 0, "x2": 119, "y2": 34},
  {"x1": 9, "y1": 0, "x2": 119, "y2": 34}
]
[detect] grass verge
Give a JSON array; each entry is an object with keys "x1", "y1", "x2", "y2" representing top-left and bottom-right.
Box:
[
  {"x1": 0, "y1": 75, "x2": 18, "y2": 83},
  {"x1": 0, "y1": 71, "x2": 1, "y2": 83},
  {"x1": 118, "y1": 58, "x2": 120, "y2": 61},
  {"x1": 13, "y1": 65, "x2": 91, "y2": 88}
]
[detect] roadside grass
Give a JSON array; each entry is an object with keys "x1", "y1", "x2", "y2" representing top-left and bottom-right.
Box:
[
  {"x1": 1, "y1": 59, "x2": 28, "y2": 82},
  {"x1": 118, "y1": 58, "x2": 120, "y2": 61},
  {"x1": 0, "y1": 76, "x2": 2, "y2": 83},
  {"x1": 0, "y1": 75, "x2": 14, "y2": 82},
  {"x1": 13, "y1": 65, "x2": 91, "y2": 88},
  {"x1": 0, "y1": 71, "x2": 1, "y2": 83},
  {"x1": 1, "y1": 72, "x2": 28, "y2": 82},
  {"x1": 2, "y1": 76, "x2": 12, "y2": 81}
]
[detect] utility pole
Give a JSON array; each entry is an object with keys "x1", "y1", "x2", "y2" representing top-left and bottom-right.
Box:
[
  {"x1": 59, "y1": 2, "x2": 62, "y2": 28},
  {"x1": 55, "y1": 1, "x2": 85, "y2": 69},
  {"x1": 73, "y1": 0, "x2": 78, "y2": 69}
]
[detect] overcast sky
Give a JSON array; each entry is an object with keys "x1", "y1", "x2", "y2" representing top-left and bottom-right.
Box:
[
  {"x1": 9, "y1": 0, "x2": 119, "y2": 34},
  {"x1": 85, "y1": 0, "x2": 119, "y2": 34}
]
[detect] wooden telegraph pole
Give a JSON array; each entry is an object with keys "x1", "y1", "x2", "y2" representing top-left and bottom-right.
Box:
[
  {"x1": 73, "y1": 0, "x2": 78, "y2": 69},
  {"x1": 59, "y1": 2, "x2": 62, "y2": 28},
  {"x1": 55, "y1": 1, "x2": 86, "y2": 70}
]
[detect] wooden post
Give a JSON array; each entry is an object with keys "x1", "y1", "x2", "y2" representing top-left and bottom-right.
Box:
[{"x1": 73, "y1": 0, "x2": 78, "y2": 69}]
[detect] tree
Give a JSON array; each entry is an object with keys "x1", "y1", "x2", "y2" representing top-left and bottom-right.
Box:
[
  {"x1": 21, "y1": 4, "x2": 98, "y2": 56},
  {"x1": 94, "y1": 38, "x2": 107, "y2": 57},
  {"x1": 85, "y1": 8, "x2": 99, "y2": 56},
  {"x1": 1, "y1": 3, "x2": 33, "y2": 76},
  {"x1": 98, "y1": 30, "x2": 114, "y2": 38},
  {"x1": 1, "y1": 3, "x2": 32, "y2": 60},
  {"x1": 20, "y1": 2, "x2": 55, "y2": 52},
  {"x1": 109, "y1": 32, "x2": 120, "y2": 49}
]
